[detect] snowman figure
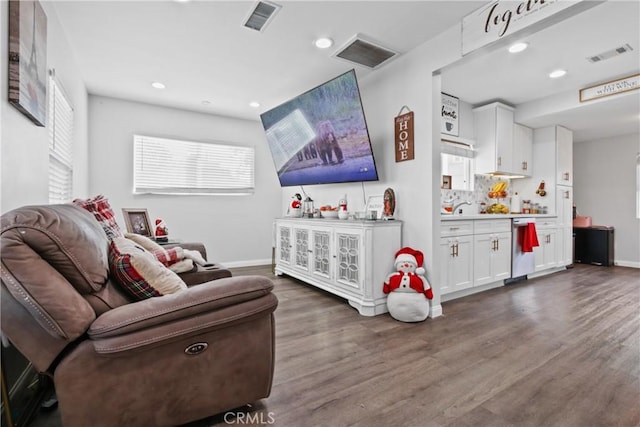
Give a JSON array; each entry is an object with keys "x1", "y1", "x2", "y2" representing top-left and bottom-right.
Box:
[
  {"x1": 383, "y1": 247, "x2": 433, "y2": 322},
  {"x1": 287, "y1": 193, "x2": 303, "y2": 217}
]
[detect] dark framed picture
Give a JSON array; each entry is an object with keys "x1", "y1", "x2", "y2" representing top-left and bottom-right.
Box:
[
  {"x1": 442, "y1": 175, "x2": 452, "y2": 189},
  {"x1": 8, "y1": 0, "x2": 48, "y2": 126},
  {"x1": 122, "y1": 208, "x2": 152, "y2": 237}
]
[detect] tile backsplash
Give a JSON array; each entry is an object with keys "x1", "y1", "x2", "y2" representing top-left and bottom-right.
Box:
[{"x1": 441, "y1": 175, "x2": 511, "y2": 214}]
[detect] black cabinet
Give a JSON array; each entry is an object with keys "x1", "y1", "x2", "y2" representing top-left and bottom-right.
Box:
[
  {"x1": 1, "y1": 345, "x2": 51, "y2": 427},
  {"x1": 574, "y1": 226, "x2": 614, "y2": 266}
]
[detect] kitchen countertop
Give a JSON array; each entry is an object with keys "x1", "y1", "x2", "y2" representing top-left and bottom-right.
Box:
[{"x1": 441, "y1": 214, "x2": 557, "y2": 221}]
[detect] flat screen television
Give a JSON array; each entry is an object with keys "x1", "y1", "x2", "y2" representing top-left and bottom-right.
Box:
[{"x1": 260, "y1": 69, "x2": 379, "y2": 187}]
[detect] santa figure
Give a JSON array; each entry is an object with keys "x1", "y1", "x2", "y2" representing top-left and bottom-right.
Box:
[
  {"x1": 155, "y1": 218, "x2": 169, "y2": 242},
  {"x1": 383, "y1": 247, "x2": 433, "y2": 322}
]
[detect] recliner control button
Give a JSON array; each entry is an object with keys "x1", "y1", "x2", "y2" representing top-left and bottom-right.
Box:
[{"x1": 185, "y1": 342, "x2": 208, "y2": 355}]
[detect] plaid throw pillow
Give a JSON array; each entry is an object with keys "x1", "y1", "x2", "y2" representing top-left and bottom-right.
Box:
[
  {"x1": 109, "y1": 238, "x2": 186, "y2": 300},
  {"x1": 73, "y1": 195, "x2": 123, "y2": 240}
]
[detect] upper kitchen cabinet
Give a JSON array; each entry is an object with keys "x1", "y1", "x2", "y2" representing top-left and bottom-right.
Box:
[
  {"x1": 555, "y1": 126, "x2": 573, "y2": 186},
  {"x1": 533, "y1": 125, "x2": 574, "y2": 187},
  {"x1": 473, "y1": 102, "x2": 515, "y2": 175},
  {"x1": 512, "y1": 123, "x2": 533, "y2": 177},
  {"x1": 474, "y1": 102, "x2": 534, "y2": 177}
]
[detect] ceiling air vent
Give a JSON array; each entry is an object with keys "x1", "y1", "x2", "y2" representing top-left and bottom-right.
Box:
[
  {"x1": 243, "y1": 1, "x2": 281, "y2": 32},
  {"x1": 333, "y1": 35, "x2": 398, "y2": 69},
  {"x1": 587, "y1": 43, "x2": 634, "y2": 63}
]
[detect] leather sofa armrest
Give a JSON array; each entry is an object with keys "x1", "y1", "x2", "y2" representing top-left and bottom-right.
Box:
[{"x1": 88, "y1": 276, "x2": 276, "y2": 353}]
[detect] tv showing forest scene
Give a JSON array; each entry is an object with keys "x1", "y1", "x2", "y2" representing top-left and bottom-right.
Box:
[{"x1": 260, "y1": 69, "x2": 379, "y2": 187}]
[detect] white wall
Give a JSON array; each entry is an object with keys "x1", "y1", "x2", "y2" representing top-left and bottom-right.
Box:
[
  {"x1": 573, "y1": 133, "x2": 640, "y2": 267},
  {"x1": 276, "y1": 25, "x2": 465, "y2": 316},
  {"x1": 1, "y1": 2, "x2": 88, "y2": 212},
  {"x1": 88, "y1": 96, "x2": 281, "y2": 266}
]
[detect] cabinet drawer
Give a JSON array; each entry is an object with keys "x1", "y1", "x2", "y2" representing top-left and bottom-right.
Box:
[
  {"x1": 441, "y1": 221, "x2": 473, "y2": 237},
  {"x1": 536, "y1": 219, "x2": 558, "y2": 229},
  {"x1": 473, "y1": 219, "x2": 511, "y2": 234}
]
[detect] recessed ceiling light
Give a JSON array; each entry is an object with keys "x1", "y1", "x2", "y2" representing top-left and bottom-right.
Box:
[
  {"x1": 151, "y1": 81, "x2": 166, "y2": 89},
  {"x1": 249, "y1": 101, "x2": 260, "y2": 108},
  {"x1": 508, "y1": 42, "x2": 528, "y2": 53},
  {"x1": 549, "y1": 69, "x2": 567, "y2": 79},
  {"x1": 314, "y1": 37, "x2": 333, "y2": 49}
]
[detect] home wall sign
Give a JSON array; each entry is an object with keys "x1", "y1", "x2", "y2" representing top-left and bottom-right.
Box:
[
  {"x1": 8, "y1": 0, "x2": 48, "y2": 126},
  {"x1": 461, "y1": 0, "x2": 582, "y2": 55},
  {"x1": 579, "y1": 74, "x2": 640, "y2": 102},
  {"x1": 441, "y1": 93, "x2": 459, "y2": 136},
  {"x1": 394, "y1": 106, "x2": 414, "y2": 162}
]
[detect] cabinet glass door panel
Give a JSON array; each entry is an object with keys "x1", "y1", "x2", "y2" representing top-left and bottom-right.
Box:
[
  {"x1": 337, "y1": 233, "x2": 361, "y2": 288},
  {"x1": 279, "y1": 226, "x2": 291, "y2": 264},
  {"x1": 294, "y1": 228, "x2": 309, "y2": 270},
  {"x1": 312, "y1": 230, "x2": 331, "y2": 277}
]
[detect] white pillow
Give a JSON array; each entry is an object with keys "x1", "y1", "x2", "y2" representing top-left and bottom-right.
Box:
[{"x1": 109, "y1": 237, "x2": 187, "y2": 300}]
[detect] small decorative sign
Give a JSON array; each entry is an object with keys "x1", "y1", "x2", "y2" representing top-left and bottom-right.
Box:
[
  {"x1": 365, "y1": 195, "x2": 384, "y2": 220},
  {"x1": 579, "y1": 74, "x2": 640, "y2": 102},
  {"x1": 394, "y1": 108, "x2": 414, "y2": 162},
  {"x1": 441, "y1": 93, "x2": 459, "y2": 136}
]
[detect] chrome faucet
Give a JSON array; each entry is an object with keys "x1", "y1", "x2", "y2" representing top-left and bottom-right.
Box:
[{"x1": 452, "y1": 201, "x2": 472, "y2": 215}]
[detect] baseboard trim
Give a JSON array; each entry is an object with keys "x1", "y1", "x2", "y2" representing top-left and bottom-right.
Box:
[
  {"x1": 222, "y1": 259, "x2": 272, "y2": 268},
  {"x1": 614, "y1": 260, "x2": 640, "y2": 268},
  {"x1": 430, "y1": 304, "x2": 443, "y2": 318}
]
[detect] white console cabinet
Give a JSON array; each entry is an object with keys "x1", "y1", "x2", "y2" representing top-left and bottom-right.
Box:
[{"x1": 274, "y1": 218, "x2": 402, "y2": 316}]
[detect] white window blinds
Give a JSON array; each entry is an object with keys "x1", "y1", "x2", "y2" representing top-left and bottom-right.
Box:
[
  {"x1": 48, "y1": 73, "x2": 74, "y2": 204},
  {"x1": 133, "y1": 135, "x2": 255, "y2": 195}
]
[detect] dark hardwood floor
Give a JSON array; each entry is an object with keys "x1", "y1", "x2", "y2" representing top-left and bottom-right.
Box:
[{"x1": 30, "y1": 264, "x2": 639, "y2": 427}]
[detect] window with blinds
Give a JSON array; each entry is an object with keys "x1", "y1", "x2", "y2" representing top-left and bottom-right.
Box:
[
  {"x1": 48, "y1": 73, "x2": 74, "y2": 204},
  {"x1": 133, "y1": 135, "x2": 255, "y2": 195}
]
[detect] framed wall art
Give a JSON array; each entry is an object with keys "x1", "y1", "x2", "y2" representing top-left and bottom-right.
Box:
[
  {"x1": 8, "y1": 0, "x2": 48, "y2": 126},
  {"x1": 122, "y1": 208, "x2": 153, "y2": 237},
  {"x1": 442, "y1": 175, "x2": 452, "y2": 190},
  {"x1": 441, "y1": 93, "x2": 459, "y2": 136}
]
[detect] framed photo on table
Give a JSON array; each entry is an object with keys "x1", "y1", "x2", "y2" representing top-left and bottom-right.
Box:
[
  {"x1": 442, "y1": 175, "x2": 452, "y2": 189},
  {"x1": 122, "y1": 208, "x2": 152, "y2": 237},
  {"x1": 365, "y1": 195, "x2": 385, "y2": 220}
]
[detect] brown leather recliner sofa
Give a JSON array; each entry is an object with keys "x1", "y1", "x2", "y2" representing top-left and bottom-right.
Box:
[{"x1": 0, "y1": 204, "x2": 278, "y2": 426}]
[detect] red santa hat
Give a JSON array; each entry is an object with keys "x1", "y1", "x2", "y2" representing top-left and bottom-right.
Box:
[{"x1": 394, "y1": 247, "x2": 426, "y2": 275}]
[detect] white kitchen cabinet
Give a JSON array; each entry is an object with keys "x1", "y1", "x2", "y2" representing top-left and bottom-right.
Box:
[
  {"x1": 531, "y1": 125, "x2": 574, "y2": 218},
  {"x1": 439, "y1": 234, "x2": 474, "y2": 295},
  {"x1": 556, "y1": 186, "x2": 573, "y2": 266},
  {"x1": 512, "y1": 123, "x2": 533, "y2": 176},
  {"x1": 274, "y1": 218, "x2": 401, "y2": 316},
  {"x1": 534, "y1": 219, "x2": 558, "y2": 272},
  {"x1": 473, "y1": 219, "x2": 512, "y2": 287},
  {"x1": 473, "y1": 102, "x2": 516, "y2": 175},
  {"x1": 556, "y1": 126, "x2": 573, "y2": 186}
]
